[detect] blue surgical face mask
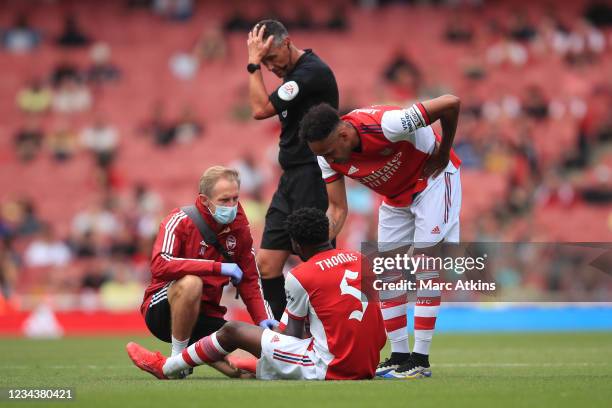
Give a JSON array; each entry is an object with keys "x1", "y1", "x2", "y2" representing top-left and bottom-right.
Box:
[{"x1": 209, "y1": 203, "x2": 238, "y2": 225}]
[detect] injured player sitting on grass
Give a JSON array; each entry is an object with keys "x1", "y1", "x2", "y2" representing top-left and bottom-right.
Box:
[{"x1": 126, "y1": 207, "x2": 385, "y2": 380}]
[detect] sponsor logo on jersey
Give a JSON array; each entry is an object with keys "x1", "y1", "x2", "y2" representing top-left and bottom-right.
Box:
[
  {"x1": 281, "y1": 110, "x2": 288, "y2": 118},
  {"x1": 358, "y1": 151, "x2": 403, "y2": 188},
  {"x1": 226, "y1": 235, "x2": 237, "y2": 250},
  {"x1": 271, "y1": 335, "x2": 280, "y2": 343},
  {"x1": 278, "y1": 81, "x2": 299, "y2": 101},
  {"x1": 431, "y1": 226, "x2": 441, "y2": 234},
  {"x1": 348, "y1": 165, "x2": 359, "y2": 175}
]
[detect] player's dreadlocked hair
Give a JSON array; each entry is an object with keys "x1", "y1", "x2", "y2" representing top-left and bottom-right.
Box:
[
  {"x1": 286, "y1": 208, "x2": 329, "y2": 246},
  {"x1": 255, "y1": 19, "x2": 288, "y2": 47},
  {"x1": 298, "y1": 103, "x2": 341, "y2": 143}
]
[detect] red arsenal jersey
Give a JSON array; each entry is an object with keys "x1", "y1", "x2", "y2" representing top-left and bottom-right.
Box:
[
  {"x1": 318, "y1": 104, "x2": 461, "y2": 207},
  {"x1": 282, "y1": 249, "x2": 386, "y2": 380}
]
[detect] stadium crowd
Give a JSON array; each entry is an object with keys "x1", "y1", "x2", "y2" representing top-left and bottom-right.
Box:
[{"x1": 0, "y1": 0, "x2": 611, "y2": 308}]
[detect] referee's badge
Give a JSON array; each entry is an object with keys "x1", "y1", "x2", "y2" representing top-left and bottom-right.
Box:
[{"x1": 278, "y1": 81, "x2": 299, "y2": 101}]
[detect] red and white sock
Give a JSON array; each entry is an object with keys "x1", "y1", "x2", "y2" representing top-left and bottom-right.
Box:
[
  {"x1": 379, "y1": 269, "x2": 410, "y2": 354},
  {"x1": 413, "y1": 262, "x2": 441, "y2": 356},
  {"x1": 162, "y1": 332, "x2": 228, "y2": 375}
]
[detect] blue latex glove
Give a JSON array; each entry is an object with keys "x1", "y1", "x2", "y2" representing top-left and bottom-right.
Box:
[
  {"x1": 220, "y1": 263, "x2": 243, "y2": 285},
  {"x1": 259, "y1": 319, "x2": 280, "y2": 329}
]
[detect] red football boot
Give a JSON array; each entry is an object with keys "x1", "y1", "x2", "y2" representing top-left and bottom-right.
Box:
[
  {"x1": 126, "y1": 342, "x2": 168, "y2": 380},
  {"x1": 226, "y1": 355, "x2": 258, "y2": 374}
]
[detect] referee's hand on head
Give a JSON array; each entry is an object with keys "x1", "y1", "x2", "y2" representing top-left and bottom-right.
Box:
[{"x1": 247, "y1": 23, "x2": 273, "y2": 65}]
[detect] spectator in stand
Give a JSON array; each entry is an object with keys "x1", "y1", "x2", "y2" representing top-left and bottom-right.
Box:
[
  {"x1": 51, "y1": 59, "x2": 81, "y2": 87},
  {"x1": 563, "y1": 20, "x2": 606, "y2": 66},
  {"x1": 14, "y1": 116, "x2": 44, "y2": 162},
  {"x1": 172, "y1": 106, "x2": 203, "y2": 144},
  {"x1": 230, "y1": 151, "x2": 266, "y2": 202},
  {"x1": 80, "y1": 114, "x2": 119, "y2": 168},
  {"x1": 1, "y1": 14, "x2": 40, "y2": 53},
  {"x1": 581, "y1": 165, "x2": 612, "y2": 204},
  {"x1": 130, "y1": 183, "x2": 163, "y2": 242},
  {"x1": 141, "y1": 102, "x2": 174, "y2": 146},
  {"x1": 522, "y1": 85, "x2": 549, "y2": 120},
  {"x1": 52, "y1": 77, "x2": 92, "y2": 114},
  {"x1": 71, "y1": 229, "x2": 97, "y2": 258},
  {"x1": 81, "y1": 261, "x2": 112, "y2": 291},
  {"x1": 292, "y1": 5, "x2": 315, "y2": 31},
  {"x1": 72, "y1": 199, "x2": 121, "y2": 240},
  {"x1": 100, "y1": 263, "x2": 143, "y2": 310},
  {"x1": 110, "y1": 224, "x2": 139, "y2": 258},
  {"x1": 169, "y1": 51, "x2": 199, "y2": 80},
  {"x1": 381, "y1": 48, "x2": 422, "y2": 102},
  {"x1": 133, "y1": 183, "x2": 163, "y2": 215},
  {"x1": 48, "y1": 119, "x2": 78, "y2": 162},
  {"x1": 445, "y1": 15, "x2": 474, "y2": 43},
  {"x1": 508, "y1": 11, "x2": 538, "y2": 43},
  {"x1": 16, "y1": 79, "x2": 52, "y2": 114},
  {"x1": 486, "y1": 36, "x2": 528, "y2": 67},
  {"x1": 193, "y1": 26, "x2": 227, "y2": 63},
  {"x1": 460, "y1": 50, "x2": 487, "y2": 81},
  {"x1": 14, "y1": 198, "x2": 43, "y2": 237},
  {"x1": 534, "y1": 170, "x2": 576, "y2": 208},
  {"x1": 24, "y1": 224, "x2": 72, "y2": 268},
  {"x1": 584, "y1": 2, "x2": 612, "y2": 28},
  {"x1": 383, "y1": 47, "x2": 421, "y2": 85},
  {"x1": 223, "y1": 8, "x2": 252, "y2": 32},
  {"x1": 57, "y1": 15, "x2": 91, "y2": 48},
  {"x1": 153, "y1": 0, "x2": 194, "y2": 21},
  {"x1": 326, "y1": 5, "x2": 349, "y2": 31},
  {"x1": 87, "y1": 42, "x2": 121, "y2": 85}
]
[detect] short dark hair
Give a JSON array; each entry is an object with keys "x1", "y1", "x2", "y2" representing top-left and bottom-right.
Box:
[
  {"x1": 299, "y1": 103, "x2": 341, "y2": 143},
  {"x1": 255, "y1": 19, "x2": 288, "y2": 46},
  {"x1": 286, "y1": 208, "x2": 329, "y2": 246}
]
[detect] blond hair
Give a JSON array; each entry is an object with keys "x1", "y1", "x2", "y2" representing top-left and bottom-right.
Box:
[{"x1": 198, "y1": 166, "x2": 240, "y2": 196}]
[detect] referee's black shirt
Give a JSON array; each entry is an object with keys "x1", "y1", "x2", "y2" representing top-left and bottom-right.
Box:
[{"x1": 268, "y1": 49, "x2": 339, "y2": 170}]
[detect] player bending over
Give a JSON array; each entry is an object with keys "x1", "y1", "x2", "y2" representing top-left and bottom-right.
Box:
[
  {"x1": 126, "y1": 208, "x2": 386, "y2": 380},
  {"x1": 299, "y1": 95, "x2": 462, "y2": 379}
]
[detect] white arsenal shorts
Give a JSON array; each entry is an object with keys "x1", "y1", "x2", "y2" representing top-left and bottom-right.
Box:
[
  {"x1": 378, "y1": 168, "x2": 461, "y2": 251},
  {"x1": 256, "y1": 329, "x2": 326, "y2": 380}
]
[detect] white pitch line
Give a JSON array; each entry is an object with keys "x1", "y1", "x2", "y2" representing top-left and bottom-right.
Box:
[{"x1": 433, "y1": 362, "x2": 609, "y2": 367}]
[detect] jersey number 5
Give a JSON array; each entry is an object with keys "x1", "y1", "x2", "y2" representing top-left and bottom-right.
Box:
[{"x1": 340, "y1": 269, "x2": 368, "y2": 321}]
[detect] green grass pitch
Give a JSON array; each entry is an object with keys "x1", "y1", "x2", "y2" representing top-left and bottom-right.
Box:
[{"x1": 1, "y1": 332, "x2": 611, "y2": 408}]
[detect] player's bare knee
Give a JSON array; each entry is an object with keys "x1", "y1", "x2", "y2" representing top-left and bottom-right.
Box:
[
  {"x1": 170, "y1": 275, "x2": 203, "y2": 303},
  {"x1": 217, "y1": 321, "x2": 240, "y2": 345}
]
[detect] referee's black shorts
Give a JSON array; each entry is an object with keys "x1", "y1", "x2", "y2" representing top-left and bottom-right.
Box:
[
  {"x1": 261, "y1": 164, "x2": 329, "y2": 251},
  {"x1": 144, "y1": 282, "x2": 226, "y2": 345}
]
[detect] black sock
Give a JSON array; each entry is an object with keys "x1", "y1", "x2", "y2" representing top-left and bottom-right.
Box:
[
  {"x1": 262, "y1": 276, "x2": 286, "y2": 320},
  {"x1": 411, "y1": 352, "x2": 429, "y2": 367},
  {"x1": 390, "y1": 352, "x2": 411, "y2": 362}
]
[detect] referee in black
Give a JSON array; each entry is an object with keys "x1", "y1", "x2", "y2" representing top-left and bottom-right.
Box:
[{"x1": 246, "y1": 20, "x2": 338, "y2": 319}]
